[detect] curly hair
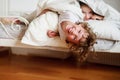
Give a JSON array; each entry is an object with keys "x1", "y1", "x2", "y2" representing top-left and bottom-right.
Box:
[{"x1": 69, "y1": 22, "x2": 96, "y2": 64}]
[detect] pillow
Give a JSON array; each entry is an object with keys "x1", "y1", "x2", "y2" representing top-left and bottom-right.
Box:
[
  {"x1": 87, "y1": 20, "x2": 120, "y2": 41},
  {"x1": 21, "y1": 11, "x2": 68, "y2": 48}
]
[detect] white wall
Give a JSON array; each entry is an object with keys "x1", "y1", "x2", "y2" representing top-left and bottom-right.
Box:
[
  {"x1": 8, "y1": 0, "x2": 39, "y2": 15},
  {"x1": 9, "y1": 0, "x2": 39, "y2": 13},
  {"x1": 104, "y1": 0, "x2": 120, "y2": 12},
  {"x1": 0, "y1": 0, "x2": 39, "y2": 16},
  {"x1": 0, "y1": 0, "x2": 8, "y2": 16}
]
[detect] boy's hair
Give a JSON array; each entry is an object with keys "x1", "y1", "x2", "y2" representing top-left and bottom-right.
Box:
[{"x1": 69, "y1": 22, "x2": 96, "y2": 64}]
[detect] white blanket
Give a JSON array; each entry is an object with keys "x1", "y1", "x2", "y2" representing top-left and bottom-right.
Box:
[
  {"x1": 25, "y1": 0, "x2": 120, "y2": 22},
  {"x1": 21, "y1": 0, "x2": 120, "y2": 50},
  {"x1": 25, "y1": 0, "x2": 83, "y2": 22}
]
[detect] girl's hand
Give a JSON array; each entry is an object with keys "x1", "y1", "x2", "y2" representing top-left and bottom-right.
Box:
[{"x1": 47, "y1": 30, "x2": 59, "y2": 38}]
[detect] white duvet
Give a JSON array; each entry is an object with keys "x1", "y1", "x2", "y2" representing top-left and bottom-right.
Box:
[
  {"x1": 22, "y1": 11, "x2": 68, "y2": 48},
  {"x1": 21, "y1": 0, "x2": 120, "y2": 50}
]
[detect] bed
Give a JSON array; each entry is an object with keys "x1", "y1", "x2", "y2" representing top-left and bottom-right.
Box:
[
  {"x1": 0, "y1": 0, "x2": 120, "y2": 66},
  {"x1": 0, "y1": 26, "x2": 120, "y2": 66}
]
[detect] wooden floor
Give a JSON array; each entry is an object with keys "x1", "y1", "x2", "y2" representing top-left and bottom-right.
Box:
[{"x1": 0, "y1": 50, "x2": 120, "y2": 80}]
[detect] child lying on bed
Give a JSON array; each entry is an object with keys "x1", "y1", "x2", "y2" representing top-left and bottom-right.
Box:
[
  {"x1": 47, "y1": 2, "x2": 104, "y2": 38},
  {"x1": 46, "y1": 2, "x2": 101, "y2": 62},
  {"x1": 47, "y1": 1, "x2": 103, "y2": 44},
  {"x1": 21, "y1": 0, "x2": 119, "y2": 63}
]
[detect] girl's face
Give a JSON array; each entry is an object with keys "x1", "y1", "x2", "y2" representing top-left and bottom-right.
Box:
[
  {"x1": 63, "y1": 24, "x2": 89, "y2": 44},
  {"x1": 81, "y1": 5, "x2": 94, "y2": 21}
]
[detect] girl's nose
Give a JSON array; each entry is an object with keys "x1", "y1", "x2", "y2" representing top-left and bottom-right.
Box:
[{"x1": 84, "y1": 14, "x2": 92, "y2": 20}]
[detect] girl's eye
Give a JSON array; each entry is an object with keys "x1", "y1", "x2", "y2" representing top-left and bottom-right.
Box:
[
  {"x1": 82, "y1": 11, "x2": 85, "y2": 14},
  {"x1": 78, "y1": 30, "x2": 81, "y2": 33},
  {"x1": 96, "y1": 18, "x2": 100, "y2": 20},
  {"x1": 89, "y1": 11, "x2": 94, "y2": 14}
]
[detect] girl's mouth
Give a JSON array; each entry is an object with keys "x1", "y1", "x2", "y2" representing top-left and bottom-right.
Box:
[{"x1": 66, "y1": 25, "x2": 73, "y2": 34}]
